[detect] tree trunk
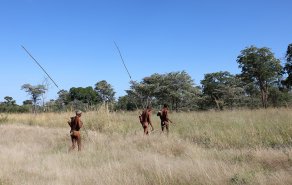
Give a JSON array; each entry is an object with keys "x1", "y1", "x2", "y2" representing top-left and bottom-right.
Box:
[
  {"x1": 260, "y1": 83, "x2": 268, "y2": 109},
  {"x1": 213, "y1": 96, "x2": 224, "y2": 110}
]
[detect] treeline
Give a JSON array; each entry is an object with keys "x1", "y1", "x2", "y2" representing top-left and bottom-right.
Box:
[{"x1": 1, "y1": 44, "x2": 292, "y2": 113}]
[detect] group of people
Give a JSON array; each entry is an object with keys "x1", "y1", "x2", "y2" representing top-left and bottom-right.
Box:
[
  {"x1": 139, "y1": 104, "x2": 171, "y2": 135},
  {"x1": 68, "y1": 104, "x2": 172, "y2": 151}
]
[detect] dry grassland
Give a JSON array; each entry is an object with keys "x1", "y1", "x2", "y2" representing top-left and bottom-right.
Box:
[{"x1": 0, "y1": 108, "x2": 291, "y2": 185}]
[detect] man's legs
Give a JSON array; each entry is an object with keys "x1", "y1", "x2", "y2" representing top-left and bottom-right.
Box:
[
  {"x1": 161, "y1": 121, "x2": 165, "y2": 132},
  {"x1": 70, "y1": 136, "x2": 77, "y2": 151},
  {"x1": 165, "y1": 122, "x2": 169, "y2": 135},
  {"x1": 161, "y1": 121, "x2": 169, "y2": 135},
  {"x1": 143, "y1": 122, "x2": 149, "y2": 135},
  {"x1": 77, "y1": 135, "x2": 81, "y2": 151}
]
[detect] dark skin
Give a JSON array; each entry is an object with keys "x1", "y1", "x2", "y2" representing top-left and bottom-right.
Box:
[
  {"x1": 159, "y1": 105, "x2": 171, "y2": 135},
  {"x1": 141, "y1": 108, "x2": 154, "y2": 135},
  {"x1": 68, "y1": 113, "x2": 83, "y2": 151}
]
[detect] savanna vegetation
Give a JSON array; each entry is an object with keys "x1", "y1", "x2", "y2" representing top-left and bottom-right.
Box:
[
  {"x1": 0, "y1": 45, "x2": 292, "y2": 184},
  {"x1": 0, "y1": 108, "x2": 291, "y2": 185},
  {"x1": 1, "y1": 44, "x2": 292, "y2": 113}
]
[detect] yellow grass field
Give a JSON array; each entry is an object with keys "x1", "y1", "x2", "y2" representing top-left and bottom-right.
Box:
[{"x1": 0, "y1": 108, "x2": 291, "y2": 185}]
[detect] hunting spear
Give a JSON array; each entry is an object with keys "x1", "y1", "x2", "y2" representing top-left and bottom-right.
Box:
[
  {"x1": 22, "y1": 45, "x2": 92, "y2": 139},
  {"x1": 21, "y1": 45, "x2": 60, "y2": 91},
  {"x1": 114, "y1": 41, "x2": 142, "y2": 108}
]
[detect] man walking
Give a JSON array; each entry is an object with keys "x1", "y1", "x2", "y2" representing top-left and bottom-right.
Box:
[
  {"x1": 158, "y1": 104, "x2": 171, "y2": 134},
  {"x1": 139, "y1": 106, "x2": 154, "y2": 135},
  {"x1": 68, "y1": 110, "x2": 83, "y2": 151}
]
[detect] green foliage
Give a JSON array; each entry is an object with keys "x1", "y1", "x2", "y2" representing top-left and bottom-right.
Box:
[
  {"x1": 268, "y1": 87, "x2": 292, "y2": 107},
  {"x1": 201, "y1": 71, "x2": 244, "y2": 110},
  {"x1": 115, "y1": 95, "x2": 137, "y2": 111},
  {"x1": 3, "y1": 96, "x2": 16, "y2": 105},
  {"x1": 69, "y1": 86, "x2": 101, "y2": 105},
  {"x1": 95, "y1": 80, "x2": 115, "y2": 102},
  {"x1": 237, "y1": 46, "x2": 282, "y2": 108},
  {"x1": 0, "y1": 104, "x2": 29, "y2": 113},
  {"x1": 11, "y1": 45, "x2": 292, "y2": 111},
  {"x1": 0, "y1": 96, "x2": 30, "y2": 113},
  {"x1": 21, "y1": 83, "x2": 47, "y2": 113},
  {"x1": 123, "y1": 71, "x2": 200, "y2": 111},
  {"x1": 283, "y1": 44, "x2": 292, "y2": 89}
]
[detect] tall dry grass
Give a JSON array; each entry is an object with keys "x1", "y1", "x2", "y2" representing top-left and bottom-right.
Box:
[{"x1": 0, "y1": 108, "x2": 291, "y2": 185}]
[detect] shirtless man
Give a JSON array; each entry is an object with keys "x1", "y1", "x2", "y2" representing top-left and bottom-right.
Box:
[
  {"x1": 139, "y1": 106, "x2": 154, "y2": 135},
  {"x1": 68, "y1": 110, "x2": 83, "y2": 151},
  {"x1": 158, "y1": 104, "x2": 171, "y2": 134}
]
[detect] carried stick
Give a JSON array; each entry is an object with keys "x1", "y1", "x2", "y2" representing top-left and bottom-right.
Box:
[{"x1": 21, "y1": 45, "x2": 60, "y2": 90}]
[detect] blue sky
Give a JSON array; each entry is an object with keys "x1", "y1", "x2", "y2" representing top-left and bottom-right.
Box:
[{"x1": 0, "y1": 0, "x2": 291, "y2": 105}]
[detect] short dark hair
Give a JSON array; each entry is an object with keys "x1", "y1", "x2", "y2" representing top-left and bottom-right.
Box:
[{"x1": 163, "y1": 104, "x2": 168, "y2": 108}]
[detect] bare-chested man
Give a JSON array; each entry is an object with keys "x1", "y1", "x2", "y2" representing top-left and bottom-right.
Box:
[
  {"x1": 157, "y1": 104, "x2": 171, "y2": 134},
  {"x1": 139, "y1": 106, "x2": 154, "y2": 135},
  {"x1": 68, "y1": 110, "x2": 83, "y2": 151}
]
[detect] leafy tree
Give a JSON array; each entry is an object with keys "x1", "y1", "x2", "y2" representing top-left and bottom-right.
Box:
[
  {"x1": 23, "y1": 100, "x2": 33, "y2": 105},
  {"x1": 126, "y1": 71, "x2": 199, "y2": 111},
  {"x1": 128, "y1": 75, "x2": 162, "y2": 108},
  {"x1": 163, "y1": 71, "x2": 199, "y2": 111},
  {"x1": 115, "y1": 95, "x2": 137, "y2": 111},
  {"x1": 3, "y1": 96, "x2": 16, "y2": 105},
  {"x1": 69, "y1": 86, "x2": 101, "y2": 108},
  {"x1": 201, "y1": 71, "x2": 244, "y2": 110},
  {"x1": 94, "y1": 80, "x2": 115, "y2": 103},
  {"x1": 283, "y1": 44, "x2": 292, "y2": 88},
  {"x1": 237, "y1": 46, "x2": 282, "y2": 108},
  {"x1": 21, "y1": 84, "x2": 47, "y2": 113},
  {"x1": 268, "y1": 86, "x2": 292, "y2": 107},
  {"x1": 55, "y1": 89, "x2": 70, "y2": 110}
]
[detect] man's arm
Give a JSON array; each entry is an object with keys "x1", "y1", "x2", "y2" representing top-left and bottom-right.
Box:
[
  {"x1": 165, "y1": 110, "x2": 173, "y2": 123},
  {"x1": 75, "y1": 116, "x2": 83, "y2": 129},
  {"x1": 148, "y1": 112, "x2": 154, "y2": 131}
]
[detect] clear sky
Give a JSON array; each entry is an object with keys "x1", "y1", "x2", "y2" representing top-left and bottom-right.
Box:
[{"x1": 0, "y1": 0, "x2": 291, "y2": 105}]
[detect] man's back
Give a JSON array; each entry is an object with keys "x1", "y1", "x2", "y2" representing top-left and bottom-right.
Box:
[
  {"x1": 161, "y1": 108, "x2": 168, "y2": 122},
  {"x1": 70, "y1": 116, "x2": 83, "y2": 131},
  {"x1": 141, "y1": 109, "x2": 150, "y2": 123}
]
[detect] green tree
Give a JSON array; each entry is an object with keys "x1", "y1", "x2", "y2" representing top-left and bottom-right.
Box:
[
  {"x1": 3, "y1": 96, "x2": 16, "y2": 105},
  {"x1": 94, "y1": 80, "x2": 115, "y2": 103},
  {"x1": 21, "y1": 84, "x2": 47, "y2": 113},
  {"x1": 23, "y1": 100, "x2": 33, "y2": 105},
  {"x1": 55, "y1": 89, "x2": 70, "y2": 110},
  {"x1": 268, "y1": 86, "x2": 292, "y2": 107},
  {"x1": 163, "y1": 71, "x2": 199, "y2": 111},
  {"x1": 237, "y1": 46, "x2": 282, "y2": 108},
  {"x1": 201, "y1": 71, "x2": 243, "y2": 110},
  {"x1": 283, "y1": 44, "x2": 292, "y2": 88},
  {"x1": 115, "y1": 95, "x2": 137, "y2": 111},
  {"x1": 126, "y1": 71, "x2": 199, "y2": 111},
  {"x1": 128, "y1": 74, "x2": 163, "y2": 108},
  {"x1": 69, "y1": 87, "x2": 100, "y2": 104}
]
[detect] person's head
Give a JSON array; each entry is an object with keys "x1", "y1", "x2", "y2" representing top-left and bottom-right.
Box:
[
  {"x1": 146, "y1": 105, "x2": 152, "y2": 111},
  {"x1": 163, "y1": 104, "x2": 168, "y2": 108},
  {"x1": 76, "y1": 110, "x2": 82, "y2": 116}
]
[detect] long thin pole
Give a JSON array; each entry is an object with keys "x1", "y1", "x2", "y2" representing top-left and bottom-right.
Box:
[
  {"x1": 114, "y1": 41, "x2": 132, "y2": 80},
  {"x1": 21, "y1": 45, "x2": 60, "y2": 90},
  {"x1": 114, "y1": 41, "x2": 144, "y2": 110}
]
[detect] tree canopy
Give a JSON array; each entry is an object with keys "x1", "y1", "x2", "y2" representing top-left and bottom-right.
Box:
[
  {"x1": 237, "y1": 46, "x2": 282, "y2": 108},
  {"x1": 21, "y1": 84, "x2": 47, "y2": 113},
  {"x1": 3, "y1": 44, "x2": 292, "y2": 113}
]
